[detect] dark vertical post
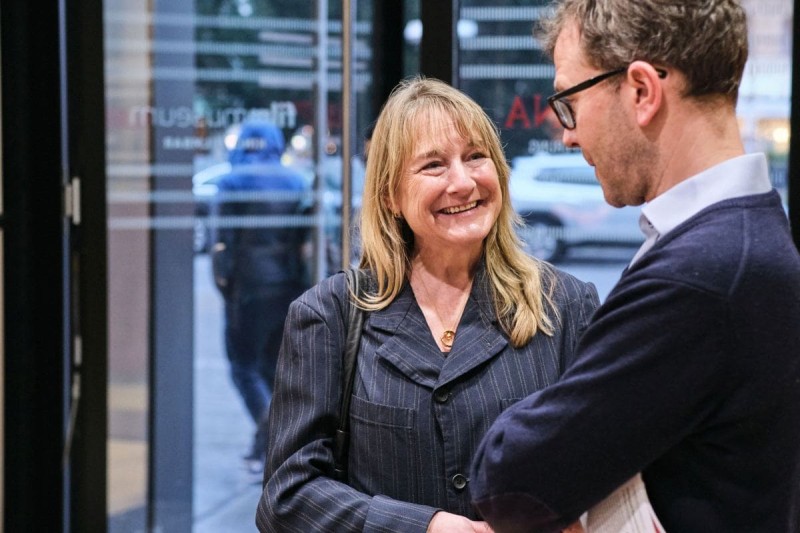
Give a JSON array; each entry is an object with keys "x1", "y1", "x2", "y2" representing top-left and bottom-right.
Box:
[
  {"x1": 1, "y1": 1, "x2": 67, "y2": 531},
  {"x1": 370, "y1": 0, "x2": 405, "y2": 116},
  {"x1": 65, "y1": 0, "x2": 110, "y2": 530},
  {"x1": 147, "y1": 0, "x2": 195, "y2": 530},
  {"x1": 420, "y1": 0, "x2": 459, "y2": 85},
  {"x1": 789, "y1": 0, "x2": 800, "y2": 250}
]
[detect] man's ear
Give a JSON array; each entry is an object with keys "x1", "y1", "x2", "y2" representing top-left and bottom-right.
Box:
[{"x1": 626, "y1": 60, "x2": 664, "y2": 127}]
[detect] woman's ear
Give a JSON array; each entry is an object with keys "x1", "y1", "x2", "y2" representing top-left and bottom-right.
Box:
[
  {"x1": 385, "y1": 194, "x2": 401, "y2": 218},
  {"x1": 626, "y1": 61, "x2": 664, "y2": 127}
]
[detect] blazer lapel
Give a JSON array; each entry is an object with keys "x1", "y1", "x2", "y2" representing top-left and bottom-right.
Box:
[{"x1": 370, "y1": 284, "x2": 442, "y2": 389}]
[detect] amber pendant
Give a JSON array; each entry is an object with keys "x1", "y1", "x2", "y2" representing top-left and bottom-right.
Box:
[{"x1": 441, "y1": 330, "x2": 456, "y2": 348}]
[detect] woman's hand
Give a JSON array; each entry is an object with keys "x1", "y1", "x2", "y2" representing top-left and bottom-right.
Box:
[
  {"x1": 427, "y1": 511, "x2": 494, "y2": 533},
  {"x1": 562, "y1": 520, "x2": 585, "y2": 533}
]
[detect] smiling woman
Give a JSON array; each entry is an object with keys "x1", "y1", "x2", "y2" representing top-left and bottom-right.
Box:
[
  {"x1": 390, "y1": 113, "x2": 501, "y2": 269},
  {"x1": 256, "y1": 76, "x2": 600, "y2": 533}
]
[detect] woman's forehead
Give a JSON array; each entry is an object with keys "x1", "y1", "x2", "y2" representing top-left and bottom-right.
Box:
[{"x1": 407, "y1": 110, "x2": 482, "y2": 152}]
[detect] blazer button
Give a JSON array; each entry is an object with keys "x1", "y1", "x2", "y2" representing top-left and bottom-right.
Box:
[
  {"x1": 434, "y1": 389, "x2": 451, "y2": 403},
  {"x1": 451, "y1": 473, "x2": 468, "y2": 491}
]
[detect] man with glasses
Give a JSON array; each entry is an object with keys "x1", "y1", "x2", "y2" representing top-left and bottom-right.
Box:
[{"x1": 471, "y1": 1, "x2": 800, "y2": 532}]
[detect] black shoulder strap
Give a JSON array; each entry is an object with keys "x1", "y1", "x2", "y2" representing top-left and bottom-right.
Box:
[{"x1": 332, "y1": 268, "x2": 366, "y2": 482}]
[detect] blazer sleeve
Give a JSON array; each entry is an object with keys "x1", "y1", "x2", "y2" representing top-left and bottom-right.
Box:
[
  {"x1": 256, "y1": 274, "x2": 438, "y2": 533},
  {"x1": 553, "y1": 270, "x2": 601, "y2": 373}
]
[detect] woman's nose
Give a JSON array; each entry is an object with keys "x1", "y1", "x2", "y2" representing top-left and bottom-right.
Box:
[{"x1": 446, "y1": 160, "x2": 476, "y2": 192}]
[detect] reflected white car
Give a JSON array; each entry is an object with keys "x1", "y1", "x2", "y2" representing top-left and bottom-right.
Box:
[{"x1": 509, "y1": 152, "x2": 643, "y2": 262}]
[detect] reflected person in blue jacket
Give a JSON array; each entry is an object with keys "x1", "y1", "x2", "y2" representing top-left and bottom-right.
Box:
[{"x1": 209, "y1": 121, "x2": 311, "y2": 471}]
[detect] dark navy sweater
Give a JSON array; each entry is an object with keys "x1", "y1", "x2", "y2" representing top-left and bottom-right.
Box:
[{"x1": 471, "y1": 190, "x2": 800, "y2": 533}]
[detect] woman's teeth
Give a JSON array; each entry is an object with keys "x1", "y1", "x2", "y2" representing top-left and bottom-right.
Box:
[{"x1": 442, "y1": 201, "x2": 477, "y2": 214}]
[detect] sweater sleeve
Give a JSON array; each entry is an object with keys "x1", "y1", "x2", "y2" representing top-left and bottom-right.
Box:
[{"x1": 470, "y1": 274, "x2": 730, "y2": 532}]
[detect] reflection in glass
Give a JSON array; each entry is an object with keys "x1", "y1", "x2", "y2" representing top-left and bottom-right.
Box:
[{"x1": 104, "y1": 1, "x2": 375, "y2": 530}]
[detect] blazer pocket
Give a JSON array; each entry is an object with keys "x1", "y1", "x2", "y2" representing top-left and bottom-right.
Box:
[{"x1": 348, "y1": 395, "x2": 419, "y2": 500}]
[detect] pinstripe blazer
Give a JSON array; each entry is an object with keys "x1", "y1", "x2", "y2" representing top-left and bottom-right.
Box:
[{"x1": 256, "y1": 262, "x2": 599, "y2": 532}]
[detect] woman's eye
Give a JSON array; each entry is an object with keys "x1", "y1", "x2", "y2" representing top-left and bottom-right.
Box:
[{"x1": 421, "y1": 160, "x2": 443, "y2": 170}]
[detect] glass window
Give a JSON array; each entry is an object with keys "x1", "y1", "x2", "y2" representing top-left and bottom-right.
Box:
[
  {"x1": 739, "y1": 0, "x2": 792, "y2": 208},
  {"x1": 103, "y1": 1, "x2": 375, "y2": 530}
]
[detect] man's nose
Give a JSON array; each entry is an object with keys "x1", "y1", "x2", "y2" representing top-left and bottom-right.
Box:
[{"x1": 561, "y1": 127, "x2": 579, "y2": 149}]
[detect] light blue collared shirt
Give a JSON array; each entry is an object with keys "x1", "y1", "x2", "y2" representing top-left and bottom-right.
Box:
[{"x1": 630, "y1": 153, "x2": 773, "y2": 265}]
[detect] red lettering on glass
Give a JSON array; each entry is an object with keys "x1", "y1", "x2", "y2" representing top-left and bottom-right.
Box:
[
  {"x1": 504, "y1": 95, "x2": 555, "y2": 129},
  {"x1": 505, "y1": 96, "x2": 531, "y2": 129}
]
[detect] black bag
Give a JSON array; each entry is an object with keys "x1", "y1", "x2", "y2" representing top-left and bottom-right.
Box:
[{"x1": 332, "y1": 268, "x2": 367, "y2": 482}]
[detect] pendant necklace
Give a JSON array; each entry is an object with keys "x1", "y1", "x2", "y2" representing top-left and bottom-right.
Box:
[
  {"x1": 441, "y1": 329, "x2": 456, "y2": 349},
  {"x1": 416, "y1": 273, "x2": 472, "y2": 350}
]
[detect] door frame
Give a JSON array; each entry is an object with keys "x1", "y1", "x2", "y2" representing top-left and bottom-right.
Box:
[{"x1": 1, "y1": 0, "x2": 71, "y2": 530}]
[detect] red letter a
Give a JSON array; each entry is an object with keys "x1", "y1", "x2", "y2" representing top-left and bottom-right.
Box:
[{"x1": 505, "y1": 96, "x2": 531, "y2": 129}]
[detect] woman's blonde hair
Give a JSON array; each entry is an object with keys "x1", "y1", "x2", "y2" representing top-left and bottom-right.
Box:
[{"x1": 358, "y1": 76, "x2": 558, "y2": 346}]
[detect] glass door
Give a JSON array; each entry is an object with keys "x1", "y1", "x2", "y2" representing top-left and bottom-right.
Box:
[{"x1": 103, "y1": 1, "x2": 374, "y2": 530}]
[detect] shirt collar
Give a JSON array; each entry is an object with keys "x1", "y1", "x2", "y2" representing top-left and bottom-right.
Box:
[{"x1": 641, "y1": 153, "x2": 772, "y2": 240}]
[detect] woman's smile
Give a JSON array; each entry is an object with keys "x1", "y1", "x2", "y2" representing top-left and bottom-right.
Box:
[{"x1": 439, "y1": 200, "x2": 480, "y2": 215}]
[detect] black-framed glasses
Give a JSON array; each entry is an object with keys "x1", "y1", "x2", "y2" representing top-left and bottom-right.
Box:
[{"x1": 547, "y1": 67, "x2": 667, "y2": 130}]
